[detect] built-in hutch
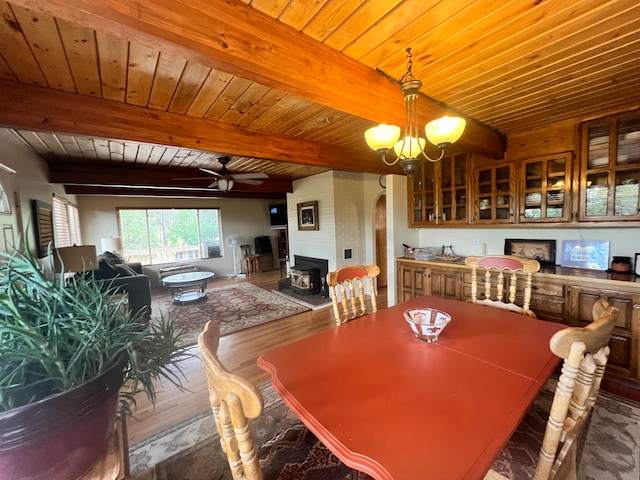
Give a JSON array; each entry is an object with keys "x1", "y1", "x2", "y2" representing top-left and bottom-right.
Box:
[
  {"x1": 408, "y1": 110, "x2": 640, "y2": 227},
  {"x1": 400, "y1": 108, "x2": 640, "y2": 398}
]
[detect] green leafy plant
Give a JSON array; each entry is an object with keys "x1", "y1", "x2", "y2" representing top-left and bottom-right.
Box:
[{"x1": 0, "y1": 247, "x2": 188, "y2": 413}]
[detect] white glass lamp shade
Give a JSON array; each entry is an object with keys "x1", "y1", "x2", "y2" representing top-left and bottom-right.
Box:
[
  {"x1": 365, "y1": 124, "x2": 401, "y2": 152},
  {"x1": 217, "y1": 178, "x2": 234, "y2": 192},
  {"x1": 100, "y1": 237, "x2": 123, "y2": 253},
  {"x1": 394, "y1": 136, "x2": 426, "y2": 159},
  {"x1": 425, "y1": 116, "x2": 466, "y2": 147}
]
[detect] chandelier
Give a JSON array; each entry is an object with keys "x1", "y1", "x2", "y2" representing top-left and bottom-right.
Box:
[{"x1": 365, "y1": 48, "x2": 466, "y2": 177}]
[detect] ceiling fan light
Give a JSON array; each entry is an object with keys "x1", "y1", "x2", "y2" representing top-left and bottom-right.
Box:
[
  {"x1": 425, "y1": 116, "x2": 466, "y2": 148},
  {"x1": 218, "y1": 178, "x2": 234, "y2": 192},
  {"x1": 365, "y1": 124, "x2": 401, "y2": 153},
  {"x1": 393, "y1": 136, "x2": 425, "y2": 159}
]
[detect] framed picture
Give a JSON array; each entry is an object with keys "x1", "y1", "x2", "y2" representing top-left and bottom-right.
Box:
[
  {"x1": 2, "y1": 225, "x2": 14, "y2": 252},
  {"x1": 504, "y1": 238, "x2": 557, "y2": 265},
  {"x1": 560, "y1": 240, "x2": 609, "y2": 271},
  {"x1": 297, "y1": 201, "x2": 319, "y2": 231},
  {"x1": 32, "y1": 200, "x2": 54, "y2": 258},
  {"x1": 0, "y1": 180, "x2": 11, "y2": 215}
]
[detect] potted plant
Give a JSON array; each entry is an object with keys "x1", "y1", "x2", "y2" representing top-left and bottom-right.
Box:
[{"x1": 0, "y1": 247, "x2": 187, "y2": 480}]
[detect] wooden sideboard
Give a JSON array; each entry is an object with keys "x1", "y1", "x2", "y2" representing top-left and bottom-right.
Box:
[{"x1": 397, "y1": 257, "x2": 640, "y2": 398}]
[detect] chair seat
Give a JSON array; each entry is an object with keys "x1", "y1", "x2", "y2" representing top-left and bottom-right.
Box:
[{"x1": 260, "y1": 423, "x2": 371, "y2": 480}]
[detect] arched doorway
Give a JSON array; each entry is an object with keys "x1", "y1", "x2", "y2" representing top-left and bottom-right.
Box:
[{"x1": 374, "y1": 194, "x2": 387, "y2": 287}]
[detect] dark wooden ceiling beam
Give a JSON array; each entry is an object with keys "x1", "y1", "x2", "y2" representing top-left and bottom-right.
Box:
[
  {"x1": 47, "y1": 160, "x2": 295, "y2": 192},
  {"x1": 63, "y1": 185, "x2": 287, "y2": 200},
  {"x1": 0, "y1": 81, "x2": 394, "y2": 174},
  {"x1": 11, "y1": 0, "x2": 504, "y2": 158}
]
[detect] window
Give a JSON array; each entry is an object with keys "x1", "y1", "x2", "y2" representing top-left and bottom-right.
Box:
[
  {"x1": 118, "y1": 208, "x2": 221, "y2": 265},
  {"x1": 53, "y1": 195, "x2": 81, "y2": 247}
]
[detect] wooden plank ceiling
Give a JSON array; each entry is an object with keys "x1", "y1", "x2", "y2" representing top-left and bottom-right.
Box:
[{"x1": 0, "y1": 0, "x2": 639, "y2": 198}]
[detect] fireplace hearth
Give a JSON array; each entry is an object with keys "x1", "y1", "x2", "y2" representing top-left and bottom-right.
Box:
[{"x1": 289, "y1": 256, "x2": 329, "y2": 296}]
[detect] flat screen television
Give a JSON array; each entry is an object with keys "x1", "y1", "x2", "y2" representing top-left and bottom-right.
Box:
[{"x1": 268, "y1": 203, "x2": 287, "y2": 229}]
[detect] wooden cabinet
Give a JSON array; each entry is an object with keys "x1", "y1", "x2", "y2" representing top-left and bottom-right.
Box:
[
  {"x1": 257, "y1": 253, "x2": 274, "y2": 272},
  {"x1": 579, "y1": 111, "x2": 640, "y2": 222},
  {"x1": 429, "y1": 265, "x2": 462, "y2": 300},
  {"x1": 528, "y1": 279, "x2": 566, "y2": 323},
  {"x1": 568, "y1": 286, "x2": 640, "y2": 379},
  {"x1": 397, "y1": 260, "x2": 429, "y2": 301},
  {"x1": 397, "y1": 259, "x2": 463, "y2": 301},
  {"x1": 459, "y1": 268, "x2": 565, "y2": 321},
  {"x1": 406, "y1": 110, "x2": 640, "y2": 227},
  {"x1": 472, "y1": 162, "x2": 516, "y2": 224},
  {"x1": 408, "y1": 153, "x2": 470, "y2": 227},
  {"x1": 519, "y1": 152, "x2": 573, "y2": 223}
]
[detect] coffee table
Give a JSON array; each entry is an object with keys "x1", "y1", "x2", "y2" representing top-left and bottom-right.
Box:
[{"x1": 162, "y1": 271, "x2": 215, "y2": 305}]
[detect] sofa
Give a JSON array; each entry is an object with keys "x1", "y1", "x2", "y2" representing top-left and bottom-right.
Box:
[{"x1": 87, "y1": 252, "x2": 152, "y2": 317}]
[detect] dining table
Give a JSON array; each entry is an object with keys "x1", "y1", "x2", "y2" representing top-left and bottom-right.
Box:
[{"x1": 257, "y1": 295, "x2": 566, "y2": 480}]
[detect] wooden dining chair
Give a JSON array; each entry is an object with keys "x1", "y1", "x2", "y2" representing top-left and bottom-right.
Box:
[
  {"x1": 484, "y1": 298, "x2": 618, "y2": 480},
  {"x1": 465, "y1": 255, "x2": 541, "y2": 317},
  {"x1": 326, "y1": 264, "x2": 380, "y2": 325},
  {"x1": 198, "y1": 320, "x2": 370, "y2": 480}
]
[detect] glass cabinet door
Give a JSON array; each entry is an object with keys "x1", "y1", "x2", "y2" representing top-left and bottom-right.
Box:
[
  {"x1": 409, "y1": 161, "x2": 436, "y2": 226},
  {"x1": 580, "y1": 113, "x2": 640, "y2": 221},
  {"x1": 440, "y1": 153, "x2": 469, "y2": 224},
  {"x1": 408, "y1": 153, "x2": 469, "y2": 227},
  {"x1": 473, "y1": 163, "x2": 515, "y2": 223},
  {"x1": 519, "y1": 152, "x2": 572, "y2": 223}
]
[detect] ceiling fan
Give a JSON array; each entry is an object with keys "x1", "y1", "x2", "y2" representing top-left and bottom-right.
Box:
[{"x1": 176, "y1": 156, "x2": 268, "y2": 192}]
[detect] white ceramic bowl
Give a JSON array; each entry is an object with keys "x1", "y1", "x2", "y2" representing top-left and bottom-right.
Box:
[{"x1": 403, "y1": 308, "x2": 451, "y2": 343}]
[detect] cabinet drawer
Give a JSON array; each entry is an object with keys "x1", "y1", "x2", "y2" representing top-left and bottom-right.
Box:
[
  {"x1": 530, "y1": 282, "x2": 564, "y2": 297},
  {"x1": 530, "y1": 295, "x2": 564, "y2": 316},
  {"x1": 608, "y1": 333, "x2": 633, "y2": 373}
]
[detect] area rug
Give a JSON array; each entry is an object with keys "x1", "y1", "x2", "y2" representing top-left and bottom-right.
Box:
[
  {"x1": 150, "y1": 283, "x2": 309, "y2": 346},
  {"x1": 129, "y1": 379, "x2": 640, "y2": 480},
  {"x1": 129, "y1": 381, "x2": 369, "y2": 480}
]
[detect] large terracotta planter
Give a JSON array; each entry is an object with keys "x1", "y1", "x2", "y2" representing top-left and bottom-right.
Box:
[{"x1": 0, "y1": 355, "x2": 127, "y2": 480}]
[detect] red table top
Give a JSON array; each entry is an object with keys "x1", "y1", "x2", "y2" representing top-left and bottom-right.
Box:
[{"x1": 257, "y1": 296, "x2": 565, "y2": 480}]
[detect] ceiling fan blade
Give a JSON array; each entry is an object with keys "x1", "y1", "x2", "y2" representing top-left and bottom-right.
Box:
[
  {"x1": 231, "y1": 172, "x2": 268, "y2": 180},
  {"x1": 199, "y1": 167, "x2": 223, "y2": 177},
  {"x1": 234, "y1": 178, "x2": 264, "y2": 185},
  {"x1": 171, "y1": 176, "x2": 215, "y2": 180}
]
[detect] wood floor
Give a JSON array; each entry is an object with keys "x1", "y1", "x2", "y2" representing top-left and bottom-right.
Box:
[{"x1": 127, "y1": 270, "x2": 388, "y2": 446}]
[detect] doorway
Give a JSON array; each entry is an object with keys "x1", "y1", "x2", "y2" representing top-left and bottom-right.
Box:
[{"x1": 374, "y1": 194, "x2": 387, "y2": 287}]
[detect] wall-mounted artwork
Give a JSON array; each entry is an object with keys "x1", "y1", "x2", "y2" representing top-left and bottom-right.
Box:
[
  {"x1": 0, "y1": 180, "x2": 11, "y2": 215},
  {"x1": 32, "y1": 200, "x2": 54, "y2": 258},
  {"x1": 297, "y1": 201, "x2": 319, "y2": 231},
  {"x1": 2, "y1": 225, "x2": 14, "y2": 252}
]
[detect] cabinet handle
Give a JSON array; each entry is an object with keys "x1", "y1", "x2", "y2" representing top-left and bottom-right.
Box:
[{"x1": 634, "y1": 304, "x2": 640, "y2": 310}]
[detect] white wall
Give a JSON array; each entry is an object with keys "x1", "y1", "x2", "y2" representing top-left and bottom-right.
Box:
[
  {"x1": 287, "y1": 171, "x2": 338, "y2": 268},
  {"x1": 77, "y1": 195, "x2": 277, "y2": 276},
  {"x1": 333, "y1": 171, "x2": 365, "y2": 266},
  {"x1": 287, "y1": 171, "x2": 388, "y2": 272},
  {"x1": 417, "y1": 227, "x2": 640, "y2": 265},
  {"x1": 386, "y1": 174, "x2": 417, "y2": 306},
  {"x1": 0, "y1": 130, "x2": 74, "y2": 257}
]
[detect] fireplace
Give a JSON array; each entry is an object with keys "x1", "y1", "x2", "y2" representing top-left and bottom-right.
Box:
[{"x1": 290, "y1": 256, "x2": 328, "y2": 296}]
